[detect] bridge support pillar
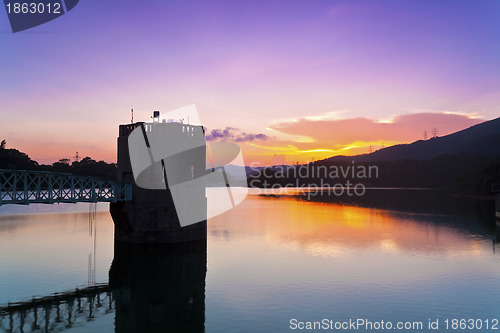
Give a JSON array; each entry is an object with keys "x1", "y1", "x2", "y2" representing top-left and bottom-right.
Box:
[{"x1": 110, "y1": 123, "x2": 207, "y2": 243}]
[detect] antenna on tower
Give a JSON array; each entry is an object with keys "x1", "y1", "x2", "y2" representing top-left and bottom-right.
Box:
[
  {"x1": 431, "y1": 128, "x2": 438, "y2": 138},
  {"x1": 153, "y1": 111, "x2": 160, "y2": 123},
  {"x1": 131, "y1": 108, "x2": 134, "y2": 124}
]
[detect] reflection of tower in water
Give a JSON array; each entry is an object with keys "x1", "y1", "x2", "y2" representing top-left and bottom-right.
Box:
[{"x1": 109, "y1": 240, "x2": 207, "y2": 332}]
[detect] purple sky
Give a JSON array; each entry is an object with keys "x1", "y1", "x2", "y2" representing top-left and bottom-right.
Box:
[{"x1": 1, "y1": 0, "x2": 499, "y2": 164}]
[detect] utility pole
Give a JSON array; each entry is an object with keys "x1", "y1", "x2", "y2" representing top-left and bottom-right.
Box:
[
  {"x1": 131, "y1": 108, "x2": 134, "y2": 124},
  {"x1": 424, "y1": 131, "x2": 427, "y2": 140}
]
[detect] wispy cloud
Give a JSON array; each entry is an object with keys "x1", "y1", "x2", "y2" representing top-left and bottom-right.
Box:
[{"x1": 205, "y1": 127, "x2": 271, "y2": 142}]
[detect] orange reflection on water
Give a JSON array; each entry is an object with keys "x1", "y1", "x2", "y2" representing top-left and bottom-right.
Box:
[{"x1": 210, "y1": 195, "x2": 487, "y2": 259}]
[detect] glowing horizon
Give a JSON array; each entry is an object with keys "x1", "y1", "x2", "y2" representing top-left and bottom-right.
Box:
[{"x1": 0, "y1": 110, "x2": 490, "y2": 166}]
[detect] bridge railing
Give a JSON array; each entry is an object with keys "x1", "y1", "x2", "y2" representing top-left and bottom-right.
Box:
[
  {"x1": 0, "y1": 169, "x2": 131, "y2": 205},
  {"x1": 0, "y1": 284, "x2": 113, "y2": 332}
]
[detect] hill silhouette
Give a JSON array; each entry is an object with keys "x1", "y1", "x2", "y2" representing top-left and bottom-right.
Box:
[
  {"x1": 326, "y1": 116, "x2": 500, "y2": 162},
  {"x1": 249, "y1": 118, "x2": 500, "y2": 195}
]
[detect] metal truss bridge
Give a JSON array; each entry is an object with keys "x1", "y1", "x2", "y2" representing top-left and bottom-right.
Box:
[{"x1": 0, "y1": 169, "x2": 131, "y2": 206}]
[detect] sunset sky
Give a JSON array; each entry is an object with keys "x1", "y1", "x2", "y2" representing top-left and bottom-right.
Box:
[{"x1": 1, "y1": 0, "x2": 499, "y2": 165}]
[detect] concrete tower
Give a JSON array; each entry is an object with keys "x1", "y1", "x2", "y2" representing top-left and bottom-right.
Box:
[{"x1": 110, "y1": 122, "x2": 207, "y2": 243}]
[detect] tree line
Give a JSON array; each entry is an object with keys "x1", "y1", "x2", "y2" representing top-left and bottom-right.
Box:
[
  {"x1": 1, "y1": 140, "x2": 498, "y2": 195},
  {"x1": 0, "y1": 140, "x2": 117, "y2": 181},
  {"x1": 247, "y1": 153, "x2": 500, "y2": 196}
]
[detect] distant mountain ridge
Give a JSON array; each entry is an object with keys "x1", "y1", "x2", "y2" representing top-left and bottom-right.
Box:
[{"x1": 326, "y1": 116, "x2": 500, "y2": 162}]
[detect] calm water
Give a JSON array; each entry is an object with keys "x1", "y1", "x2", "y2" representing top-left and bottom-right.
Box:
[{"x1": 1, "y1": 189, "x2": 499, "y2": 332}]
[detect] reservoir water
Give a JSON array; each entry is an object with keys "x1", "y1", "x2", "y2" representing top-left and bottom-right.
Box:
[{"x1": 1, "y1": 189, "x2": 499, "y2": 332}]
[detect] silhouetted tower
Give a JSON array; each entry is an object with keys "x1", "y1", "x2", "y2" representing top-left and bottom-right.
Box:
[
  {"x1": 369, "y1": 145, "x2": 374, "y2": 154},
  {"x1": 74, "y1": 151, "x2": 79, "y2": 162},
  {"x1": 131, "y1": 108, "x2": 134, "y2": 124},
  {"x1": 431, "y1": 128, "x2": 438, "y2": 138},
  {"x1": 424, "y1": 131, "x2": 427, "y2": 140},
  {"x1": 111, "y1": 114, "x2": 207, "y2": 243}
]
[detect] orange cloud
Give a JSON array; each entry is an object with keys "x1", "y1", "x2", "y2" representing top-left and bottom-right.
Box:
[
  {"x1": 269, "y1": 112, "x2": 483, "y2": 146},
  {"x1": 240, "y1": 112, "x2": 484, "y2": 165}
]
